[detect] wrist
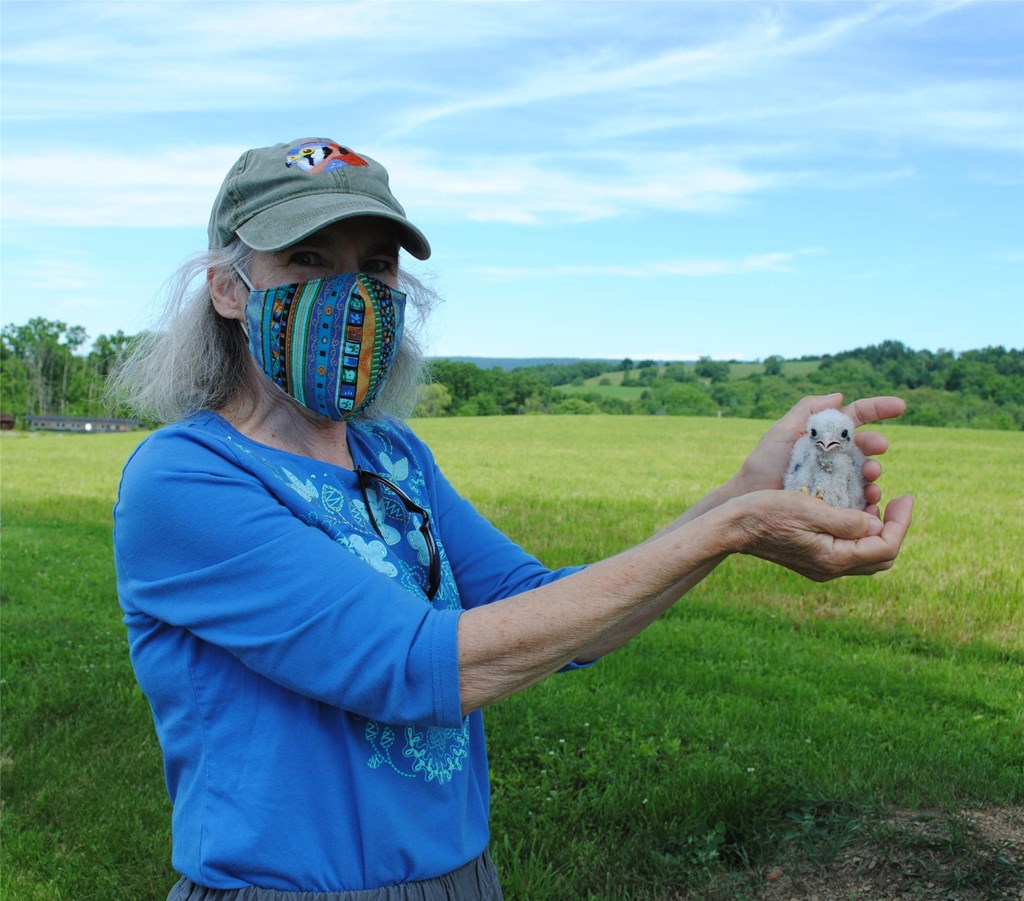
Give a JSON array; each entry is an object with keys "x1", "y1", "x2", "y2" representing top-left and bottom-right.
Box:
[
  {"x1": 714, "y1": 491, "x2": 768, "y2": 557},
  {"x1": 721, "y1": 470, "x2": 754, "y2": 503}
]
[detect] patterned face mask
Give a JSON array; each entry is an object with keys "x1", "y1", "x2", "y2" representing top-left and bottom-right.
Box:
[{"x1": 237, "y1": 269, "x2": 406, "y2": 421}]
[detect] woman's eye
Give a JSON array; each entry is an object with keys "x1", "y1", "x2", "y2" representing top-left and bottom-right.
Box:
[
  {"x1": 362, "y1": 258, "x2": 396, "y2": 276},
  {"x1": 288, "y1": 251, "x2": 325, "y2": 267}
]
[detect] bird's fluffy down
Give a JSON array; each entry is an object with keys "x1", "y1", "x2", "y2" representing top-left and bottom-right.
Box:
[{"x1": 783, "y1": 409, "x2": 867, "y2": 510}]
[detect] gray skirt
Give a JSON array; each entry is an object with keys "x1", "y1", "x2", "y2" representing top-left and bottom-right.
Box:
[{"x1": 166, "y1": 851, "x2": 503, "y2": 901}]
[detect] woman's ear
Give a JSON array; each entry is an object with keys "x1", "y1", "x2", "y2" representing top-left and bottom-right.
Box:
[{"x1": 208, "y1": 267, "x2": 247, "y2": 321}]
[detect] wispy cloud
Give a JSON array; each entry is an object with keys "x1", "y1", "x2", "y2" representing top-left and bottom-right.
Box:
[
  {"x1": 0, "y1": 2, "x2": 589, "y2": 118},
  {"x1": 0, "y1": 144, "x2": 787, "y2": 229},
  {"x1": 396, "y1": 153, "x2": 785, "y2": 223},
  {"x1": 0, "y1": 145, "x2": 238, "y2": 227},
  {"x1": 5, "y1": 0, "x2": 1015, "y2": 163},
  {"x1": 472, "y1": 249, "x2": 822, "y2": 281},
  {"x1": 387, "y1": 5, "x2": 889, "y2": 136}
]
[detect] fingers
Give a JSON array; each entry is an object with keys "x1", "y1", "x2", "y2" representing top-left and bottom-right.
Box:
[
  {"x1": 766, "y1": 491, "x2": 913, "y2": 581},
  {"x1": 857, "y1": 432, "x2": 890, "y2": 458},
  {"x1": 862, "y1": 458, "x2": 882, "y2": 483},
  {"x1": 798, "y1": 393, "x2": 844, "y2": 421},
  {"x1": 840, "y1": 494, "x2": 914, "y2": 574},
  {"x1": 777, "y1": 393, "x2": 843, "y2": 431},
  {"x1": 883, "y1": 493, "x2": 914, "y2": 533},
  {"x1": 778, "y1": 490, "x2": 881, "y2": 541},
  {"x1": 842, "y1": 396, "x2": 907, "y2": 428},
  {"x1": 784, "y1": 394, "x2": 907, "y2": 432},
  {"x1": 864, "y1": 481, "x2": 881, "y2": 509}
]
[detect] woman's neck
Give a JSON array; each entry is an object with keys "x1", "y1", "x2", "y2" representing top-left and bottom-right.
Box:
[{"x1": 218, "y1": 381, "x2": 355, "y2": 470}]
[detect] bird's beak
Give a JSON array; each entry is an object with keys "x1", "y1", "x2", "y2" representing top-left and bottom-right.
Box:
[{"x1": 816, "y1": 440, "x2": 841, "y2": 452}]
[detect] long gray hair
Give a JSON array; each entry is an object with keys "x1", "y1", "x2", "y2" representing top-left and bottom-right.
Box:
[{"x1": 107, "y1": 240, "x2": 435, "y2": 424}]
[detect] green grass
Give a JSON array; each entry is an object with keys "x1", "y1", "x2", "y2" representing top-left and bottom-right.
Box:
[{"x1": 2, "y1": 419, "x2": 1022, "y2": 899}]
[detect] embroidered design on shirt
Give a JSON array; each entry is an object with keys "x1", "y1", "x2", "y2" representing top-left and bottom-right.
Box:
[
  {"x1": 282, "y1": 467, "x2": 318, "y2": 502},
  {"x1": 321, "y1": 483, "x2": 346, "y2": 515},
  {"x1": 378, "y1": 451, "x2": 409, "y2": 482},
  {"x1": 363, "y1": 719, "x2": 470, "y2": 785},
  {"x1": 349, "y1": 534, "x2": 398, "y2": 579}
]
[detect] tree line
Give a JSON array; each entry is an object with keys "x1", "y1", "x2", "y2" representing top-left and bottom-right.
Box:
[
  {"x1": 418, "y1": 342, "x2": 1024, "y2": 429},
  {"x1": 2, "y1": 319, "x2": 1021, "y2": 430},
  {"x1": 1, "y1": 319, "x2": 134, "y2": 421}
]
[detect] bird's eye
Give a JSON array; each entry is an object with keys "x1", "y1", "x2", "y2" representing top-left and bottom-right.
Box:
[
  {"x1": 809, "y1": 429, "x2": 817, "y2": 438},
  {"x1": 841, "y1": 429, "x2": 850, "y2": 439}
]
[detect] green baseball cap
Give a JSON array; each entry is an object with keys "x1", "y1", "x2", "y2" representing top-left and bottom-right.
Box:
[{"x1": 208, "y1": 138, "x2": 431, "y2": 260}]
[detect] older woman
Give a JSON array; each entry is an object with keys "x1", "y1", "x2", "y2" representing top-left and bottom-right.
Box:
[{"x1": 112, "y1": 137, "x2": 913, "y2": 901}]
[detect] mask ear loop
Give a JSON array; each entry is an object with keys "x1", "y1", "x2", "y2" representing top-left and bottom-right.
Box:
[
  {"x1": 231, "y1": 265, "x2": 254, "y2": 337},
  {"x1": 233, "y1": 264, "x2": 255, "y2": 292}
]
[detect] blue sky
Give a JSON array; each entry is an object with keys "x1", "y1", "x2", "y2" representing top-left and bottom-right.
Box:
[{"x1": 2, "y1": 0, "x2": 1022, "y2": 361}]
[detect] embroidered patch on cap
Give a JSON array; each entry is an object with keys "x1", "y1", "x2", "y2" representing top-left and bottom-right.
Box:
[{"x1": 285, "y1": 141, "x2": 369, "y2": 174}]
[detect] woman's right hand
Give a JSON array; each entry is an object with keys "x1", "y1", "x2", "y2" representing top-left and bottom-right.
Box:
[{"x1": 725, "y1": 488, "x2": 914, "y2": 582}]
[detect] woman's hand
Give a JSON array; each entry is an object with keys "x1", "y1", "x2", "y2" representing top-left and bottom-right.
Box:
[
  {"x1": 735, "y1": 393, "x2": 907, "y2": 516},
  {"x1": 728, "y1": 488, "x2": 914, "y2": 582}
]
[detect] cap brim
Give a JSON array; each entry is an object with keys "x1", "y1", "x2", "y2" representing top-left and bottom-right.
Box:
[{"x1": 236, "y1": 193, "x2": 431, "y2": 260}]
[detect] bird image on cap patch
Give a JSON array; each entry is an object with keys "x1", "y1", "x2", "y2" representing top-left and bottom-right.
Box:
[{"x1": 286, "y1": 141, "x2": 369, "y2": 174}]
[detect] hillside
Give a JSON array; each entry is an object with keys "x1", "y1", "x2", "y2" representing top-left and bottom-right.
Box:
[{"x1": 422, "y1": 344, "x2": 1024, "y2": 429}]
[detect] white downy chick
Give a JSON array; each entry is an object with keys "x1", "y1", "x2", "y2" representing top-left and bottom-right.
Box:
[{"x1": 783, "y1": 409, "x2": 867, "y2": 510}]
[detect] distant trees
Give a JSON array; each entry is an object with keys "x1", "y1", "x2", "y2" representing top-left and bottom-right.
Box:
[
  {"x1": 2, "y1": 317, "x2": 1021, "y2": 430},
  {"x1": 419, "y1": 344, "x2": 1023, "y2": 428},
  {"x1": 694, "y1": 356, "x2": 731, "y2": 383},
  {"x1": 1, "y1": 318, "x2": 137, "y2": 419}
]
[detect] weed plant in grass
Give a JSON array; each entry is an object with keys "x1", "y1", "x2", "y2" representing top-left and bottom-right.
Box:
[{"x1": 2, "y1": 418, "x2": 1022, "y2": 900}]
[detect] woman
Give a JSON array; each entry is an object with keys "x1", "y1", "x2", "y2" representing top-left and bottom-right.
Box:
[{"x1": 111, "y1": 137, "x2": 913, "y2": 900}]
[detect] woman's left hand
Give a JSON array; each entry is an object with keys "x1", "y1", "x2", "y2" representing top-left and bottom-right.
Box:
[{"x1": 734, "y1": 393, "x2": 907, "y2": 517}]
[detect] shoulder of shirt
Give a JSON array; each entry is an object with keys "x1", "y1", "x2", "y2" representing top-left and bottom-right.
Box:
[
  {"x1": 121, "y1": 412, "x2": 244, "y2": 474},
  {"x1": 127, "y1": 413, "x2": 436, "y2": 476}
]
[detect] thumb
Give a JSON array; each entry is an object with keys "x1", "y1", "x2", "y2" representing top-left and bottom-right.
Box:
[{"x1": 820, "y1": 505, "x2": 884, "y2": 540}]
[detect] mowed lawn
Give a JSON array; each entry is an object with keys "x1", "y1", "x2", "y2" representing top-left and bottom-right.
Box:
[{"x1": 2, "y1": 416, "x2": 1022, "y2": 899}]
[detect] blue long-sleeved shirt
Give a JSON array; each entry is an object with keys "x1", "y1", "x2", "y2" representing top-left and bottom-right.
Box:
[{"x1": 114, "y1": 412, "x2": 580, "y2": 891}]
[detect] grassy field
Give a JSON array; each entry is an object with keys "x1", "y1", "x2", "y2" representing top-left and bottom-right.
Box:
[{"x1": 2, "y1": 417, "x2": 1022, "y2": 899}]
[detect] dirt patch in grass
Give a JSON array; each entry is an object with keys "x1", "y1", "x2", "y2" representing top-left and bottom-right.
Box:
[{"x1": 692, "y1": 806, "x2": 1024, "y2": 901}]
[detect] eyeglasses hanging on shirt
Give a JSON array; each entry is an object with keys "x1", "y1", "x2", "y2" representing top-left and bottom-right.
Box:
[{"x1": 356, "y1": 467, "x2": 441, "y2": 601}]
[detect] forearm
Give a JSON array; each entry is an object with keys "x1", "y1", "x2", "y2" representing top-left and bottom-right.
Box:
[
  {"x1": 455, "y1": 478, "x2": 912, "y2": 717},
  {"x1": 571, "y1": 474, "x2": 748, "y2": 661},
  {"x1": 456, "y1": 502, "x2": 736, "y2": 716}
]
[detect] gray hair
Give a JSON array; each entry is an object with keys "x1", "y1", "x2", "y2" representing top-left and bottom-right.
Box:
[{"x1": 106, "y1": 240, "x2": 435, "y2": 424}]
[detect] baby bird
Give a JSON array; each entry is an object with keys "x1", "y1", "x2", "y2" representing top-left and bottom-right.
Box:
[{"x1": 783, "y1": 409, "x2": 867, "y2": 510}]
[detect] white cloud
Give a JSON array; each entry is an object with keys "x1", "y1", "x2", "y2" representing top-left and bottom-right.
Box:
[
  {"x1": 384, "y1": 147, "x2": 788, "y2": 224},
  {"x1": 472, "y1": 249, "x2": 822, "y2": 281},
  {"x1": 0, "y1": 143, "x2": 785, "y2": 229},
  {"x1": 0, "y1": 145, "x2": 243, "y2": 227}
]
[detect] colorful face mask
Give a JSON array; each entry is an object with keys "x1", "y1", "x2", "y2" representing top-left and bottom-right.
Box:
[{"x1": 240, "y1": 271, "x2": 406, "y2": 421}]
